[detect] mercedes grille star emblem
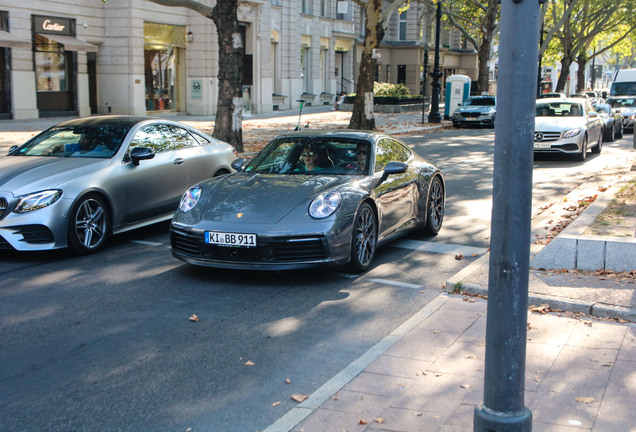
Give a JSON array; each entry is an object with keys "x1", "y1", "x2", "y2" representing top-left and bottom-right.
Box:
[{"x1": 535, "y1": 132, "x2": 544, "y2": 141}]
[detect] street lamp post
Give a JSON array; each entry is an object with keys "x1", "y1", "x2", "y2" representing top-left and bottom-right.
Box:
[
  {"x1": 422, "y1": 47, "x2": 429, "y2": 124},
  {"x1": 428, "y1": 0, "x2": 443, "y2": 123}
]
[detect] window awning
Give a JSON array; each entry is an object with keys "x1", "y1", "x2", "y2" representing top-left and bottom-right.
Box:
[
  {"x1": 44, "y1": 34, "x2": 98, "y2": 52},
  {"x1": 0, "y1": 31, "x2": 31, "y2": 49}
]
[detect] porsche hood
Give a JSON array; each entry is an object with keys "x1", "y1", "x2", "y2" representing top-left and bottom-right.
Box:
[{"x1": 197, "y1": 173, "x2": 349, "y2": 224}]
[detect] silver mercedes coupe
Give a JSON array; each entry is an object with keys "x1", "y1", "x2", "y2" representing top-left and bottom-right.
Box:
[
  {"x1": 0, "y1": 116, "x2": 236, "y2": 253},
  {"x1": 170, "y1": 130, "x2": 445, "y2": 272}
]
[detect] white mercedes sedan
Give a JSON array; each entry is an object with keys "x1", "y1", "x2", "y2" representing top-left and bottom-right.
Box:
[{"x1": 534, "y1": 98, "x2": 603, "y2": 161}]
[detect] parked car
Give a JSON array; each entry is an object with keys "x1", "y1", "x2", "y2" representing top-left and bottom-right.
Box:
[
  {"x1": 593, "y1": 103, "x2": 624, "y2": 141},
  {"x1": 606, "y1": 96, "x2": 636, "y2": 132},
  {"x1": 451, "y1": 95, "x2": 496, "y2": 128},
  {"x1": 585, "y1": 91, "x2": 602, "y2": 104},
  {"x1": 538, "y1": 92, "x2": 566, "y2": 99},
  {"x1": 534, "y1": 98, "x2": 603, "y2": 161},
  {"x1": 570, "y1": 93, "x2": 590, "y2": 100},
  {"x1": 170, "y1": 130, "x2": 445, "y2": 272},
  {"x1": 0, "y1": 116, "x2": 237, "y2": 253}
]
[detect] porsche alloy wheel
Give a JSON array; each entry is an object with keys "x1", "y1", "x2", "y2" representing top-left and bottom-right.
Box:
[
  {"x1": 68, "y1": 194, "x2": 109, "y2": 254},
  {"x1": 424, "y1": 176, "x2": 445, "y2": 235},
  {"x1": 349, "y1": 203, "x2": 377, "y2": 272}
]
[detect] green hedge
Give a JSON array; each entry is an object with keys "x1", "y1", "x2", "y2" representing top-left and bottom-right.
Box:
[
  {"x1": 343, "y1": 82, "x2": 424, "y2": 105},
  {"x1": 343, "y1": 95, "x2": 424, "y2": 105}
]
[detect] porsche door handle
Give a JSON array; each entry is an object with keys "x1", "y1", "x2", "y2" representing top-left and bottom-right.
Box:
[{"x1": 173, "y1": 158, "x2": 185, "y2": 165}]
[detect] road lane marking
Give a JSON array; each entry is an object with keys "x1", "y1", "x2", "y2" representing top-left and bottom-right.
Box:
[
  {"x1": 130, "y1": 240, "x2": 164, "y2": 246},
  {"x1": 367, "y1": 278, "x2": 423, "y2": 290},
  {"x1": 393, "y1": 239, "x2": 488, "y2": 256}
]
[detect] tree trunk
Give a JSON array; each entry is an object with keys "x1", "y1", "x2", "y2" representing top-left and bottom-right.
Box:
[
  {"x1": 212, "y1": 1, "x2": 244, "y2": 152},
  {"x1": 475, "y1": 0, "x2": 497, "y2": 95},
  {"x1": 576, "y1": 54, "x2": 587, "y2": 92},
  {"x1": 348, "y1": 0, "x2": 385, "y2": 130},
  {"x1": 476, "y1": 42, "x2": 491, "y2": 95}
]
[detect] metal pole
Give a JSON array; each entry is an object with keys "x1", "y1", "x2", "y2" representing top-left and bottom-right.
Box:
[
  {"x1": 537, "y1": 21, "x2": 544, "y2": 98},
  {"x1": 428, "y1": 1, "x2": 442, "y2": 123},
  {"x1": 422, "y1": 48, "x2": 429, "y2": 123},
  {"x1": 473, "y1": 0, "x2": 542, "y2": 430}
]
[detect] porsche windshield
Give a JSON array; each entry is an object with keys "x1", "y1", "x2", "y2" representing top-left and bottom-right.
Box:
[
  {"x1": 245, "y1": 137, "x2": 371, "y2": 175},
  {"x1": 13, "y1": 125, "x2": 130, "y2": 158}
]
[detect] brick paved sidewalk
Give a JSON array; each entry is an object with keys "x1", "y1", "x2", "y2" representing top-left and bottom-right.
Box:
[{"x1": 265, "y1": 294, "x2": 636, "y2": 432}]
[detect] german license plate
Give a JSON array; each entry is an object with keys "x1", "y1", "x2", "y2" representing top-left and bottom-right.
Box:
[
  {"x1": 534, "y1": 142, "x2": 551, "y2": 149},
  {"x1": 205, "y1": 231, "x2": 257, "y2": 247}
]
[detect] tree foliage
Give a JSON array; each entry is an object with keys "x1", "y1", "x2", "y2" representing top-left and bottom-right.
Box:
[
  {"x1": 348, "y1": 0, "x2": 409, "y2": 130},
  {"x1": 540, "y1": 0, "x2": 636, "y2": 92},
  {"x1": 421, "y1": 0, "x2": 499, "y2": 94}
]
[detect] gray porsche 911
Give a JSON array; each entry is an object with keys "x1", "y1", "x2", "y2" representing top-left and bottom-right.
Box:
[
  {"x1": 0, "y1": 116, "x2": 236, "y2": 253},
  {"x1": 170, "y1": 130, "x2": 445, "y2": 272}
]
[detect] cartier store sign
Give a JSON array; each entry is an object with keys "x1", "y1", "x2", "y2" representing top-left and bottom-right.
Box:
[{"x1": 33, "y1": 15, "x2": 73, "y2": 36}]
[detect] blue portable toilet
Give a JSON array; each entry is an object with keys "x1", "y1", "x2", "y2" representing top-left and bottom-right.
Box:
[{"x1": 444, "y1": 75, "x2": 471, "y2": 119}]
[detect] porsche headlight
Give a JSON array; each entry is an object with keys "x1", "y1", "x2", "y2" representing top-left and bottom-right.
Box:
[
  {"x1": 562, "y1": 128, "x2": 581, "y2": 138},
  {"x1": 14, "y1": 190, "x2": 62, "y2": 213},
  {"x1": 179, "y1": 185, "x2": 202, "y2": 213},
  {"x1": 309, "y1": 191, "x2": 341, "y2": 219}
]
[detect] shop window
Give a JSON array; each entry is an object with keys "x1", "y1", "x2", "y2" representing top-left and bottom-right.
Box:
[{"x1": 34, "y1": 34, "x2": 68, "y2": 92}]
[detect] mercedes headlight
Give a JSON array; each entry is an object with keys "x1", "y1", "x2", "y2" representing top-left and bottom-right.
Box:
[
  {"x1": 179, "y1": 185, "x2": 202, "y2": 213},
  {"x1": 309, "y1": 191, "x2": 341, "y2": 219},
  {"x1": 562, "y1": 128, "x2": 581, "y2": 138},
  {"x1": 14, "y1": 190, "x2": 62, "y2": 213}
]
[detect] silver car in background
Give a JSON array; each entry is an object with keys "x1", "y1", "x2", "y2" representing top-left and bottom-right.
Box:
[
  {"x1": 606, "y1": 96, "x2": 636, "y2": 132},
  {"x1": 534, "y1": 98, "x2": 603, "y2": 161},
  {"x1": 0, "y1": 116, "x2": 236, "y2": 253}
]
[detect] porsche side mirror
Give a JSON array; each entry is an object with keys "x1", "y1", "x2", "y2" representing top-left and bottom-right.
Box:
[
  {"x1": 231, "y1": 157, "x2": 247, "y2": 172},
  {"x1": 8, "y1": 145, "x2": 18, "y2": 154},
  {"x1": 129, "y1": 147, "x2": 155, "y2": 166},
  {"x1": 377, "y1": 161, "x2": 408, "y2": 186}
]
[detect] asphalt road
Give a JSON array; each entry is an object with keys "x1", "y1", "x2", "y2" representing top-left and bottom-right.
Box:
[{"x1": 0, "y1": 128, "x2": 633, "y2": 432}]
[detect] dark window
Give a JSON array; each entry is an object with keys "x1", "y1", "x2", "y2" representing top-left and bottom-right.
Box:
[
  {"x1": 397, "y1": 65, "x2": 406, "y2": 84},
  {"x1": 0, "y1": 11, "x2": 8, "y2": 31}
]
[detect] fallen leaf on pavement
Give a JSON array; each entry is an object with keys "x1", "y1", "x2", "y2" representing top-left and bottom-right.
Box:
[
  {"x1": 460, "y1": 384, "x2": 471, "y2": 389},
  {"x1": 245, "y1": 360, "x2": 255, "y2": 366},
  {"x1": 359, "y1": 419, "x2": 368, "y2": 425},
  {"x1": 575, "y1": 396, "x2": 596, "y2": 404},
  {"x1": 455, "y1": 254, "x2": 464, "y2": 260},
  {"x1": 189, "y1": 314, "x2": 199, "y2": 322},
  {"x1": 272, "y1": 401, "x2": 281, "y2": 406},
  {"x1": 291, "y1": 394, "x2": 309, "y2": 403},
  {"x1": 285, "y1": 378, "x2": 291, "y2": 384},
  {"x1": 374, "y1": 417, "x2": 385, "y2": 424}
]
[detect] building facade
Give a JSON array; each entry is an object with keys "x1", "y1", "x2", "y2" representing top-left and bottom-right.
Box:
[{"x1": 0, "y1": 0, "x2": 479, "y2": 121}]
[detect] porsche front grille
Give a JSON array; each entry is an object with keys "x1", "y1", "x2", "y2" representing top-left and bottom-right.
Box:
[
  {"x1": 171, "y1": 229, "x2": 328, "y2": 262},
  {"x1": 0, "y1": 198, "x2": 7, "y2": 218}
]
